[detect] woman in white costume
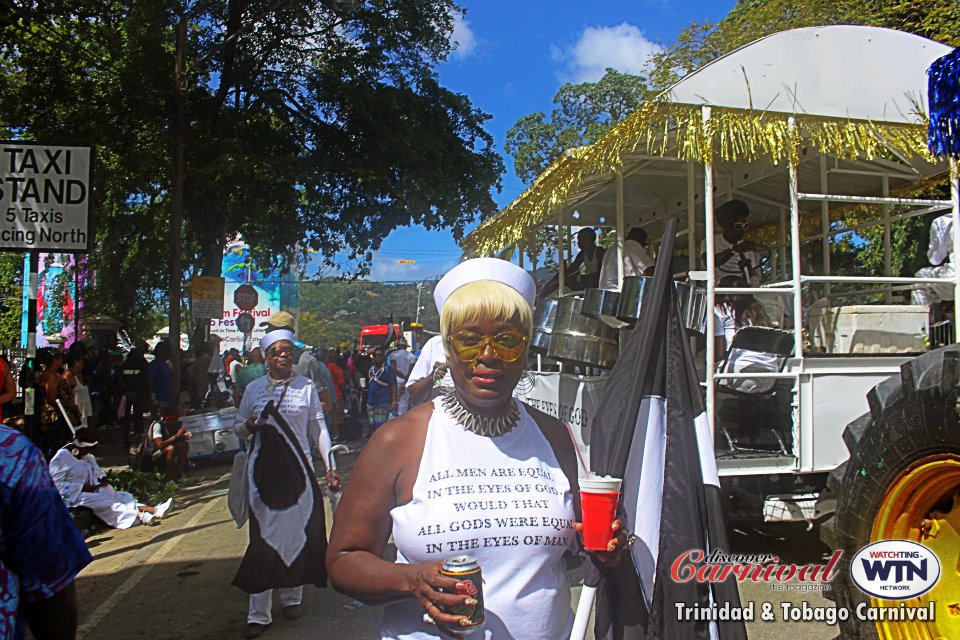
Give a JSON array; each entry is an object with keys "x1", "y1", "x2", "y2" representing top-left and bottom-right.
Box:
[
  {"x1": 232, "y1": 329, "x2": 341, "y2": 640},
  {"x1": 48, "y1": 428, "x2": 172, "y2": 529},
  {"x1": 327, "y1": 258, "x2": 623, "y2": 640}
]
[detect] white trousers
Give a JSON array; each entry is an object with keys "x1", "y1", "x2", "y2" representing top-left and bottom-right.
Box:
[
  {"x1": 912, "y1": 264, "x2": 955, "y2": 305},
  {"x1": 247, "y1": 586, "x2": 303, "y2": 624}
]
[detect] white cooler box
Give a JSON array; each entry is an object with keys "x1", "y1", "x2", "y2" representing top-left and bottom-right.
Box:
[
  {"x1": 807, "y1": 304, "x2": 928, "y2": 354},
  {"x1": 181, "y1": 407, "x2": 243, "y2": 459}
]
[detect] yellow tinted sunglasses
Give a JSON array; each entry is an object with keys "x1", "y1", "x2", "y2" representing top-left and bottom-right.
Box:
[{"x1": 447, "y1": 330, "x2": 528, "y2": 363}]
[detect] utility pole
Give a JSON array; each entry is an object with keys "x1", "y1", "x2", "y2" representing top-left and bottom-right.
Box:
[
  {"x1": 168, "y1": 17, "x2": 186, "y2": 409},
  {"x1": 415, "y1": 282, "x2": 423, "y2": 324}
]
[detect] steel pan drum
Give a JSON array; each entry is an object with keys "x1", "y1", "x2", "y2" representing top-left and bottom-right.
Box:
[
  {"x1": 581, "y1": 288, "x2": 621, "y2": 319},
  {"x1": 615, "y1": 276, "x2": 652, "y2": 322},
  {"x1": 546, "y1": 295, "x2": 619, "y2": 369},
  {"x1": 676, "y1": 282, "x2": 708, "y2": 334},
  {"x1": 530, "y1": 298, "x2": 558, "y2": 354},
  {"x1": 615, "y1": 277, "x2": 708, "y2": 333}
]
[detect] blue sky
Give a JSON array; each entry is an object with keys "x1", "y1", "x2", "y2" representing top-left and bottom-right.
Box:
[{"x1": 358, "y1": 0, "x2": 738, "y2": 283}]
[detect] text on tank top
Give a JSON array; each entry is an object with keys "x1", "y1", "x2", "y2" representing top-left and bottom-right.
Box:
[{"x1": 383, "y1": 397, "x2": 576, "y2": 640}]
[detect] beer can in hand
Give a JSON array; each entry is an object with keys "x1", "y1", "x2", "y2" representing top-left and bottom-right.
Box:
[{"x1": 439, "y1": 555, "x2": 484, "y2": 635}]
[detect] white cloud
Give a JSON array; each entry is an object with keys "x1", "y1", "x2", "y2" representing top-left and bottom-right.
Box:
[
  {"x1": 450, "y1": 11, "x2": 477, "y2": 60},
  {"x1": 554, "y1": 23, "x2": 662, "y2": 83}
]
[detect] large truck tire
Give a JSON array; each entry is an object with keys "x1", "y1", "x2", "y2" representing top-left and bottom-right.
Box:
[{"x1": 821, "y1": 345, "x2": 960, "y2": 639}]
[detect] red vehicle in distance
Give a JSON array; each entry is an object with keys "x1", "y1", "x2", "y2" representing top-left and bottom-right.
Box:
[{"x1": 359, "y1": 324, "x2": 402, "y2": 350}]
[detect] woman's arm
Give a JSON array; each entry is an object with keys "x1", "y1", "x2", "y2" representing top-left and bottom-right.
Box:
[{"x1": 326, "y1": 409, "x2": 470, "y2": 627}]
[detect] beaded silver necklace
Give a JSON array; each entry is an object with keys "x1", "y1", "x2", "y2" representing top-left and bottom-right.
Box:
[{"x1": 441, "y1": 388, "x2": 521, "y2": 437}]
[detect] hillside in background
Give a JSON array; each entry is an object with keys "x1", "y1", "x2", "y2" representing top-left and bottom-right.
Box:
[{"x1": 296, "y1": 279, "x2": 441, "y2": 348}]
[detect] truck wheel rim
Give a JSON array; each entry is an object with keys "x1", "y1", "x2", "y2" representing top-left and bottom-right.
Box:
[{"x1": 870, "y1": 455, "x2": 960, "y2": 640}]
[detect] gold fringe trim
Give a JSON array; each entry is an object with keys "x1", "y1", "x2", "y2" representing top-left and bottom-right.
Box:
[{"x1": 463, "y1": 102, "x2": 932, "y2": 256}]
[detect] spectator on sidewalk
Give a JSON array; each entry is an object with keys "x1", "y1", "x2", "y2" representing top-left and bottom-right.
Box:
[
  {"x1": 36, "y1": 348, "x2": 82, "y2": 460},
  {"x1": 324, "y1": 349, "x2": 346, "y2": 439},
  {"x1": 147, "y1": 341, "x2": 172, "y2": 408},
  {"x1": 49, "y1": 427, "x2": 172, "y2": 529},
  {"x1": 232, "y1": 329, "x2": 340, "y2": 639},
  {"x1": 150, "y1": 409, "x2": 192, "y2": 482},
  {"x1": 366, "y1": 347, "x2": 397, "y2": 433},
  {"x1": 0, "y1": 423, "x2": 91, "y2": 639},
  {"x1": 233, "y1": 348, "x2": 266, "y2": 406},
  {"x1": 121, "y1": 341, "x2": 151, "y2": 448},
  {"x1": 388, "y1": 340, "x2": 416, "y2": 415},
  {"x1": 63, "y1": 353, "x2": 93, "y2": 430},
  {"x1": 0, "y1": 353, "x2": 17, "y2": 425},
  {"x1": 405, "y1": 335, "x2": 451, "y2": 409}
]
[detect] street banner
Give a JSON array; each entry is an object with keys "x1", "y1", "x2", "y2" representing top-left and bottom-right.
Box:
[
  {"x1": 514, "y1": 371, "x2": 606, "y2": 464},
  {"x1": 21, "y1": 252, "x2": 82, "y2": 347},
  {"x1": 0, "y1": 143, "x2": 91, "y2": 251},
  {"x1": 211, "y1": 239, "x2": 284, "y2": 352}
]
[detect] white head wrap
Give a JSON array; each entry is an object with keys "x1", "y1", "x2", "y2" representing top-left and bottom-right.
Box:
[
  {"x1": 433, "y1": 258, "x2": 536, "y2": 313},
  {"x1": 260, "y1": 329, "x2": 296, "y2": 354},
  {"x1": 74, "y1": 437, "x2": 98, "y2": 448}
]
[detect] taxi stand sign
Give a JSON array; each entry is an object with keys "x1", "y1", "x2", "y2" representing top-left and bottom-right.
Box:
[
  {"x1": 0, "y1": 143, "x2": 92, "y2": 252},
  {"x1": 191, "y1": 276, "x2": 225, "y2": 319}
]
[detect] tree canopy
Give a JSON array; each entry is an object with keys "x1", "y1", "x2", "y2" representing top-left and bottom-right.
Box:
[
  {"x1": 0, "y1": 0, "x2": 502, "y2": 337},
  {"x1": 505, "y1": 69, "x2": 654, "y2": 183}
]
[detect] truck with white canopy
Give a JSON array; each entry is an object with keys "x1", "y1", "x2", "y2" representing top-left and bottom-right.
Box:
[{"x1": 463, "y1": 26, "x2": 959, "y2": 639}]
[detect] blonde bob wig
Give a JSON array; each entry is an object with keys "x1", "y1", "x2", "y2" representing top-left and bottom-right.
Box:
[{"x1": 440, "y1": 281, "x2": 533, "y2": 355}]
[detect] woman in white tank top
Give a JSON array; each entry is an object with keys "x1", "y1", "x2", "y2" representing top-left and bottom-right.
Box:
[{"x1": 327, "y1": 259, "x2": 624, "y2": 639}]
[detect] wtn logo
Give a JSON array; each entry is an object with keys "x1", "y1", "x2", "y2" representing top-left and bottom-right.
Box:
[
  {"x1": 851, "y1": 541, "x2": 940, "y2": 600},
  {"x1": 860, "y1": 558, "x2": 927, "y2": 582}
]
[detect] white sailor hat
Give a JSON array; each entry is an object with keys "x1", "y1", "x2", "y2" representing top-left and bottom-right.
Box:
[
  {"x1": 433, "y1": 258, "x2": 536, "y2": 313},
  {"x1": 260, "y1": 329, "x2": 296, "y2": 354}
]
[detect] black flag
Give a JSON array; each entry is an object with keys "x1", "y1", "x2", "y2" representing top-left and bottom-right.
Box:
[
  {"x1": 383, "y1": 312, "x2": 397, "y2": 348},
  {"x1": 588, "y1": 219, "x2": 747, "y2": 640}
]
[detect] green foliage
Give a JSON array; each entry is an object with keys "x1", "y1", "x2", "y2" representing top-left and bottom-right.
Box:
[
  {"x1": 505, "y1": 69, "x2": 654, "y2": 182},
  {"x1": 0, "y1": 0, "x2": 502, "y2": 333},
  {"x1": 296, "y1": 278, "x2": 441, "y2": 347},
  {"x1": 0, "y1": 254, "x2": 23, "y2": 346},
  {"x1": 105, "y1": 468, "x2": 177, "y2": 505}
]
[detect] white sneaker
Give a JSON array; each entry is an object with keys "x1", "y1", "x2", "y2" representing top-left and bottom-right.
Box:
[
  {"x1": 139, "y1": 510, "x2": 155, "y2": 525},
  {"x1": 154, "y1": 498, "x2": 173, "y2": 520}
]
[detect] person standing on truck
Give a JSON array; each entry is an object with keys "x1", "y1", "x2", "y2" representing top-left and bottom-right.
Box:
[
  {"x1": 597, "y1": 226, "x2": 655, "y2": 290},
  {"x1": 912, "y1": 212, "x2": 955, "y2": 307},
  {"x1": 700, "y1": 199, "x2": 759, "y2": 284},
  {"x1": 539, "y1": 227, "x2": 606, "y2": 296}
]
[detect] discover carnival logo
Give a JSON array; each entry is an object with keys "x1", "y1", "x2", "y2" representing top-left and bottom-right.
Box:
[{"x1": 850, "y1": 540, "x2": 941, "y2": 600}]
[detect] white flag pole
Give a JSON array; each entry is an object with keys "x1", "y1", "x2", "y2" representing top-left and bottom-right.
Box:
[
  {"x1": 56, "y1": 399, "x2": 78, "y2": 435},
  {"x1": 570, "y1": 584, "x2": 597, "y2": 640}
]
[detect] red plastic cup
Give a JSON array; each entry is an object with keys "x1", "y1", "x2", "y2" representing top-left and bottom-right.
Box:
[{"x1": 579, "y1": 475, "x2": 622, "y2": 551}]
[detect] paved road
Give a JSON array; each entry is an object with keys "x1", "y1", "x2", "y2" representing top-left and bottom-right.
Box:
[{"x1": 72, "y1": 447, "x2": 839, "y2": 640}]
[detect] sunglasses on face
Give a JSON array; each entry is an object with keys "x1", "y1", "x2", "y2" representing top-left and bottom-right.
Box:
[
  {"x1": 733, "y1": 221, "x2": 749, "y2": 231},
  {"x1": 447, "y1": 330, "x2": 528, "y2": 363},
  {"x1": 267, "y1": 345, "x2": 293, "y2": 357}
]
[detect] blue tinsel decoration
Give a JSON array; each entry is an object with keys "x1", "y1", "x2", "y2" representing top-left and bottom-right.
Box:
[{"x1": 928, "y1": 47, "x2": 960, "y2": 158}]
